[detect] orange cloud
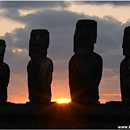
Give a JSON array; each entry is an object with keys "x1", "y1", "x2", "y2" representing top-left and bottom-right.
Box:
[{"x1": 99, "y1": 93, "x2": 121, "y2": 103}]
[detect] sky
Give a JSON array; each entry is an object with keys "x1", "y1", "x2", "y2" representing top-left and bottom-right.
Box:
[{"x1": 0, "y1": 1, "x2": 130, "y2": 103}]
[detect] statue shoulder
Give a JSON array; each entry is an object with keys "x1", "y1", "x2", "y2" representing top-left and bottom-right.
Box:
[
  {"x1": 0, "y1": 63, "x2": 10, "y2": 75},
  {"x1": 92, "y1": 53, "x2": 103, "y2": 68},
  {"x1": 46, "y1": 57, "x2": 53, "y2": 66},
  {"x1": 93, "y1": 52, "x2": 102, "y2": 61},
  {"x1": 93, "y1": 52, "x2": 102, "y2": 58},
  {"x1": 2, "y1": 62, "x2": 10, "y2": 71},
  {"x1": 69, "y1": 54, "x2": 77, "y2": 62},
  {"x1": 46, "y1": 57, "x2": 53, "y2": 71},
  {"x1": 120, "y1": 58, "x2": 127, "y2": 65}
]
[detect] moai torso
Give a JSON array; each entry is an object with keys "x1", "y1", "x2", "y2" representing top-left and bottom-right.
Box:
[
  {"x1": 120, "y1": 27, "x2": 130, "y2": 102},
  {"x1": 69, "y1": 20, "x2": 103, "y2": 103},
  {"x1": 0, "y1": 40, "x2": 10, "y2": 102},
  {"x1": 27, "y1": 30, "x2": 53, "y2": 103}
]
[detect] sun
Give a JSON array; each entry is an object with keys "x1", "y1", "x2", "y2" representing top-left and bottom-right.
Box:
[
  {"x1": 57, "y1": 98, "x2": 71, "y2": 104},
  {"x1": 51, "y1": 98, "x2": 71, "y2": 104}
]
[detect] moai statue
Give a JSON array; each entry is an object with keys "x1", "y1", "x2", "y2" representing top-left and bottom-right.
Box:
[
  {"x1": 0, "y1": 40, "x2": 10, "y2": 103},
  {"x1": 27, "y1": 29, "x2": 53, "y2": 103},
  {"x1": 120, "y1": 26, "x2": 130, "y2": 102},
  {"x1": 69, "y1": 20, "x2": 103, "y2": 104}
]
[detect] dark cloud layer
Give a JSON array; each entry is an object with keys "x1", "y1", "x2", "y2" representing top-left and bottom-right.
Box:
[
  {"x1": 0, "y1": 1, "x2": 69, "y2": 10},
  {"x1": 74, "y1": 1, "x2": 130, "y2": 6},
  {"x1": 0, "y1": 4, "x2": 127, "y2": 78},
  {"x1": 0, "y1": 1, "x2": 128, "y2": 102}
]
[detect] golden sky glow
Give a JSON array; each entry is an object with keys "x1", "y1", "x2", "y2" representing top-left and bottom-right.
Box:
[
  {"x1": 66, "y1": 2, "x2": 130, "y2": 24},
  {"x1": 12, "y1": 48, "x2": 28, "y2": 54},
  {"x1": 0, "y1": 17, "x2": 25, "y2": 36}
]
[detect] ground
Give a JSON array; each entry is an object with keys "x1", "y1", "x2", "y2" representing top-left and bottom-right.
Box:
[{"x1": 0, "y1": 102, "x2": 129, "y2": 128}]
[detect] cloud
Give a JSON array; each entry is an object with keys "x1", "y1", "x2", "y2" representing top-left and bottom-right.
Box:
[
  {"x1": 1, "y1": 7, "x2": 127, "y2": 77},
  {"x1": 7, "y1": 74, "x2": 29, "y2": 103},
  {"x1": 0, "y1": 1, "x2": 128, "y2": 103},
  {"x1": 73, "y1": 1, "x2": 130, "y2": 7},
  {"x1": 99, "y1": 75, "x2": 121, "y2": 103},
  {"x1": 99, "y1": 94, "x2": 121, "y2": 103},
  {"x1": 0, "y1": 1, "x2": 69, "y2": 10}
]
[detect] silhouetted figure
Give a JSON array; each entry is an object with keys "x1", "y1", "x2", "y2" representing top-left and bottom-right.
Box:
[
  {"x1": 69, "y1": 20, "x2": 103, "y2": 104},
  {"x1": 0, "y1": 40, "x2": 10, "y2": 102},
  {"x1": 120, "y1": 26, "x2": 130, "y2": 102},
  {"x1": 27, "y1": 29, "x2": 53, "y2": 103}
]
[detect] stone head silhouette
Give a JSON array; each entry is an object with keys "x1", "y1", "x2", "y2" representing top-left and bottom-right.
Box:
[
  {"x1": 74, "y1": 20, "x2": 97, "y2": 54},
  {"x1": 27, "y1": 29, "x2": 53, "y2": 103},
  {"x1": 29, "y1": 29, "x2": 49, "y2": 57},
  {"x1": 120, "y1": 26, "x2": 130, "y2": 102},
  {"x1": 0, "y1": 39, "x2": 10, "y2": 103},
  {"x1": 69, "y1": 19, "x2": 102, "y2": 104},
  {"x1": 122, "y1": 26, "x2": 130, "y2": 56},
  {"x1": 0, "y1": 40, "x2": 6, "y2": 63}
]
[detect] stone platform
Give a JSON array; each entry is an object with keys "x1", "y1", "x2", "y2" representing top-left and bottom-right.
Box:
[{"x1": 0, "y1": 102, "x2": 130, "y2": 128}]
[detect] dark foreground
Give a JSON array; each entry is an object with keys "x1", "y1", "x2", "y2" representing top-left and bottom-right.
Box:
[{"x1": 0, "y1": 101, "x2": 130, "y2": 129}]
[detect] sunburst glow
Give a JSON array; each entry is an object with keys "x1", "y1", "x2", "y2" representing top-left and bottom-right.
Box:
[{"x1": 57, "y1": 98, "x2": 71, "y2": 104}]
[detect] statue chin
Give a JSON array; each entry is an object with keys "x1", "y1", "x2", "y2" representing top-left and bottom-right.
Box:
[
  {"x1": 75, "y1": 49, "x2": 93, "y2": 54},
  {"x1": 74, "y1": 45, "x2": 94, "y2": 54}
]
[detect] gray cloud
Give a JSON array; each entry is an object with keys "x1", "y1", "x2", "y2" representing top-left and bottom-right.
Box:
[
  {"x1": 74, "y1": 1, "x2": 130, "y2": 6},
  {"x1": 0, "y1": 2, "x2": 128, "y2": 79},
  {"x1": 0, "y1": 1, "x2": 69, "y2": 10},
  {"x1": 0, "y1": 1, "x2": 128, "y2": 103}
]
